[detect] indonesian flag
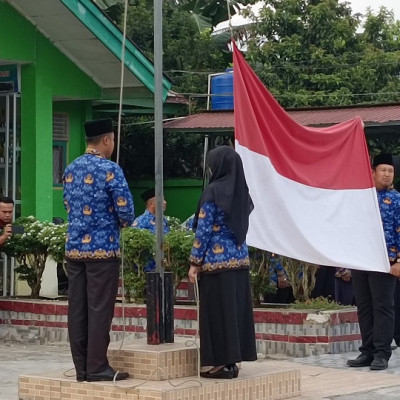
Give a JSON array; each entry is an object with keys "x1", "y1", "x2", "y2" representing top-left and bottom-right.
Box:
[{"x1": 233, "y1": 44, "x2": 390, "y2": 273}]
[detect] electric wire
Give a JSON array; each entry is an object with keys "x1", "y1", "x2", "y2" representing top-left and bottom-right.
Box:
[
  {"x1": 164, "y1": 59, "x2": 400, "y2": 75},
  {"x1": 100, "y1": 0, "x2": 203, "y2": 388},
  {"x1": 115, "y1": 0, "x2": 129, "y2": 165}
]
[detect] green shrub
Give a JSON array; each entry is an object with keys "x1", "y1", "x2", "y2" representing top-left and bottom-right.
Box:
[
  {"x1": 290, "y1": 296, "x2": 350, "y2": 310},
  {"x1": 121, "y1": 227, "x2": 155, "y2": 303},
  {"x1": 163, "y1": 230, "x2": 195, "y2": 297},
  {"x1": 3, "y1": 216, "x2": 67, "y2": 298}
]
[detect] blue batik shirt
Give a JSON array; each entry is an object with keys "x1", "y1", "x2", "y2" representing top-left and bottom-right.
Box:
[
  {"x1": 63, "y1": 149, "x2": 135, "y2": 260},
  {"x1": 269, "y1": 257, "x2": 287, "y2": 285},
  {"x1": 377, "y1": 188, "x2": 400, "y2": 263},
  {"x1": 132, "y1": 210, "x2": 170, "y2": 234},
  {"x1": 189, "y1": 201, "x2": 250, "y2": 273},
  {"x1": 132, "y1": 210, "x2": 170, "y2": 271}
]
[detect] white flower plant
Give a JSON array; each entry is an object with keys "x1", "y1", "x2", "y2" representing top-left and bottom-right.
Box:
[{"x1": 3, "y1": 216, "x2": 67, "y2": 298}]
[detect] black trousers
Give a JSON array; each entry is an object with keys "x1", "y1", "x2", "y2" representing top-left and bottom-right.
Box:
[
  {"x1": 394, "y1": 279, "x2": 400, "y2": 346},
  {"x1": 311, "y1": 266, "x2": 336, "y2": 299},
  {"x1": 352, "y1": 270, "x2": 396, "y2": 360},
  {"x1": 66, "y1": 259, "x2": 120, "y2": 374}
]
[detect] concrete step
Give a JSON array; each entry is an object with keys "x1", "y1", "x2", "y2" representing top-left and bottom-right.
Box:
[{"x1": 19, "y1": 360, "x2": 300, "y2": 400}]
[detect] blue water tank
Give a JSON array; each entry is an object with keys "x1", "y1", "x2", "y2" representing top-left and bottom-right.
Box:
[{"x1": 210, "y1": 68, "x2": 234, "y2": 110}]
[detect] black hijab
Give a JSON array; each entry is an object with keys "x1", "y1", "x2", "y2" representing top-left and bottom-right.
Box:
[{"x1": 193, "y1": 146, "x2": 254, "y2": 244}]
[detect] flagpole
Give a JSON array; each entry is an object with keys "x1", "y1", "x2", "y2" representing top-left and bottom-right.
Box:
[
  {"x1": 154, "y1": 0, "x2": 164, "y2": 274},
  {"x1": 226, "y1": 0, "x2": 234, "y2": 39}
]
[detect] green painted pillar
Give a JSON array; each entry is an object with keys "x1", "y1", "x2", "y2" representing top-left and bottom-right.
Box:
[{"x1": 21, "y1": 64, "x2": 53, "y2": 221}]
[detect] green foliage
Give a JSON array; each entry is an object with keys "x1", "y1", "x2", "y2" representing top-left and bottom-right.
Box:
[
  {"x1": 164, "y1": 230, "x2": 195, "y2": 295},
  {"x1": 116, "y1": 0, "x2": 231, "y2": 102},
  {"x1": 119, "y1": 126, "x2": 204, "y2": 180},
  {"x1": 290, "y1": 296, "x2": 350, "y2": 310},
  {"x1": 248, "y1": 247, "x2": 276, "y2": 305},
  {"x1": 368, "y1": 137, "x2": 400, "y2": 157},
  {"x1": 245, "y1": 0, "x2": 400, "y2": 107},
  {"x1": 121, "y1": 227, "x2": 155, "y2": 302},
  {"x1": 2, "y1": 216, "x2": 65, "y2": 298},
  {"x1": 37, "y1": 223, "x2": 68, "y2": 264},
  {"x1": 165, "y1": 216, "x2": 183, "y2": 231}
]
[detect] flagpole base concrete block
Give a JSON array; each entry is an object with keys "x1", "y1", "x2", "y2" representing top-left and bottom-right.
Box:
[{"x1": 107, "y1": 337, "x2": 198, "y2": 381}]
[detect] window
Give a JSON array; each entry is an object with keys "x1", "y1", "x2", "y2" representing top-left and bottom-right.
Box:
[{"x1": 53, "y1": 113, "x2": 69, "y2": 185}]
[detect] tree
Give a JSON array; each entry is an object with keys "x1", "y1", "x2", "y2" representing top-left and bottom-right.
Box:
[
  {"x1": 112, "y1": 1, "x2": 238, "y2": 180},
  {"x1": 244, "y1": 1, "x2": 400, "y2": 107}
]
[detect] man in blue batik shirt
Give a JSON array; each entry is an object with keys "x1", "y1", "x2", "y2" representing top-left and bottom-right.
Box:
[
  {"x1": 132, "y1": 188, "x2": 170, "y2": 271},
  {"x1": 63, "y1": 118, "x2": 134, "y2": 383},
  {"x1": 348, "y1": 154, "x2": 400, "y2": 371}
]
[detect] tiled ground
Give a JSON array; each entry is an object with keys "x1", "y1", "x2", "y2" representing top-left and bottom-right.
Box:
[
  {"x1": 4, "y1": 343, "x2": 400, "y2": 399},
  {"x1": 289, "y1": 346, "x2": 400, "y2": 375}
]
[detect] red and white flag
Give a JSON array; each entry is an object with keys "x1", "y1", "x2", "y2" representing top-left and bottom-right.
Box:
[{"x1": 233, "y1": 44, "x2": 389, "y2": 272}]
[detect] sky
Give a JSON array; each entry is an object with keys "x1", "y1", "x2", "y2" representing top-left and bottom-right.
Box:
[
  {"x1": 216, "y1": 0, "x2": 400, "y2": 31},
  {"x1": 347, "y1": 0, "x2": 400, "y2": 20}
]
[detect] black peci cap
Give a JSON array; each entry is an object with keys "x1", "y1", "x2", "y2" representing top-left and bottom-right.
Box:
[
  {"x1": 141, "y1": 188, "x2": 155, "y2": 202},
  {"x1": 84, "y1": 119, "x2": 113, "y2": 138},
  {"x1": 372, "y1": 154, "x2": 394, "y2": 167}
]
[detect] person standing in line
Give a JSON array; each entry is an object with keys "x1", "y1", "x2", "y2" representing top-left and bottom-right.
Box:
[
  {"x1": 63, "y1": 119, "x2": 135, "y2": 382},
  {"x1": 334, "y1": 268, "x2": 354, "y2": 306},
  {"x1": 188, "y1": 145, "x2": 257, "y2": 379},
  {"x1": 132, "y1": 188, "x2": 170, "y2": 271},
  {"x1": 347, "y1": 154, "x2": 400, "y2": 370}
]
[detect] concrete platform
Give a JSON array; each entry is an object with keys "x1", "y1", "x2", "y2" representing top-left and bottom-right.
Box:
[
  {"x1": 18, "y1": 338, "x2": 300, "y2": 400},
  {"x1": 19, "y1": 362, "x2": 300, "y2": 400}
]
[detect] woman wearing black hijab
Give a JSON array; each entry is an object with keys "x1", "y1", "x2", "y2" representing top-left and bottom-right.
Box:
[{"x1": 188, "y1": 146, "x2": 257, "y2": 379}]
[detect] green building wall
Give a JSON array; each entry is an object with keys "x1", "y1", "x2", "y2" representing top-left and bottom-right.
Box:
[
  {"x1": 131, "y1": 179, "x2": 203, "y2": 223},
  {"x1": 0, "y1": 2, "x2": 101, "y2": 221},
  {"x1": 1, "y1": 2, "x2": 199, "y2": 224},
  {"x1": 52, "y1": 101, "x2": 92, "y2": 219}
]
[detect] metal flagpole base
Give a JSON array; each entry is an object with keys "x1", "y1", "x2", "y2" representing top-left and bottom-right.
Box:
[{"x1": 146, "y1": 272, "x2": 174, "y2": 344}]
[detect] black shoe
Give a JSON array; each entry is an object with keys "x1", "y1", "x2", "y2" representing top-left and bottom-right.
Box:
[
  {"x1": 200, "y1": 366, "x2": 234, "y2": 379},
  {"x1": 76, "y1": 371, "x2": 86, "y2": 382},
  {"x1": 346, "y1": 354, "x2": 373, "y2": 367},
  {"x1": 370, "y1": 357, "x2": 388, "y2": 370},
  {"x1": 86, "y1": 366, "x2": 129, "y2": 382},
  {"x1": 390, "y1": 345, "x2": 397, "y2": 350},
  {"x1": 227, "y1": 364, "x2": 239, "y2": 378}
]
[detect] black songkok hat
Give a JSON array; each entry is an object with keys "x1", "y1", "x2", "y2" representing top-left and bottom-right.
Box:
[
  {"x1": 84, "y1": 119, "x2": 113, "y2": 138},
  {"x1": 141, "y1": 188, "x2": 155, "y2": 202},
  {"x1": 372, "y1": 154, "x2": 394, "y2": 167}
]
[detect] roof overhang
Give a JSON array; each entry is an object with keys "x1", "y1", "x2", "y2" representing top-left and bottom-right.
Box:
[
  {"x1": 163, "y1": 104, "x2": 400, "y2": 133},
  {"x1": 5, "y1": 0, "x2": 171, "y2": 100}
]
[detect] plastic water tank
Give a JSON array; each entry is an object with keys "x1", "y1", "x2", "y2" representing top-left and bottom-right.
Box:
[{"x1": 210, "y1": 68, "x2": 234, "y2": 110}]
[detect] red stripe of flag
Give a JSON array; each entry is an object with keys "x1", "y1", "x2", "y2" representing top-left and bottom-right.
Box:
[{"x1": 233, "y1": 43, "x2": 373, "y2": 190}]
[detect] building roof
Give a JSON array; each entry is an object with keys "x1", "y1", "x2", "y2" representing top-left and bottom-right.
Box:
[
  {"x1": 6, "y1": 0, "x2": 171, "y2": 101},
  {"x1": 163, "y1": 104, "x2": 400, "y2": 133}
]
